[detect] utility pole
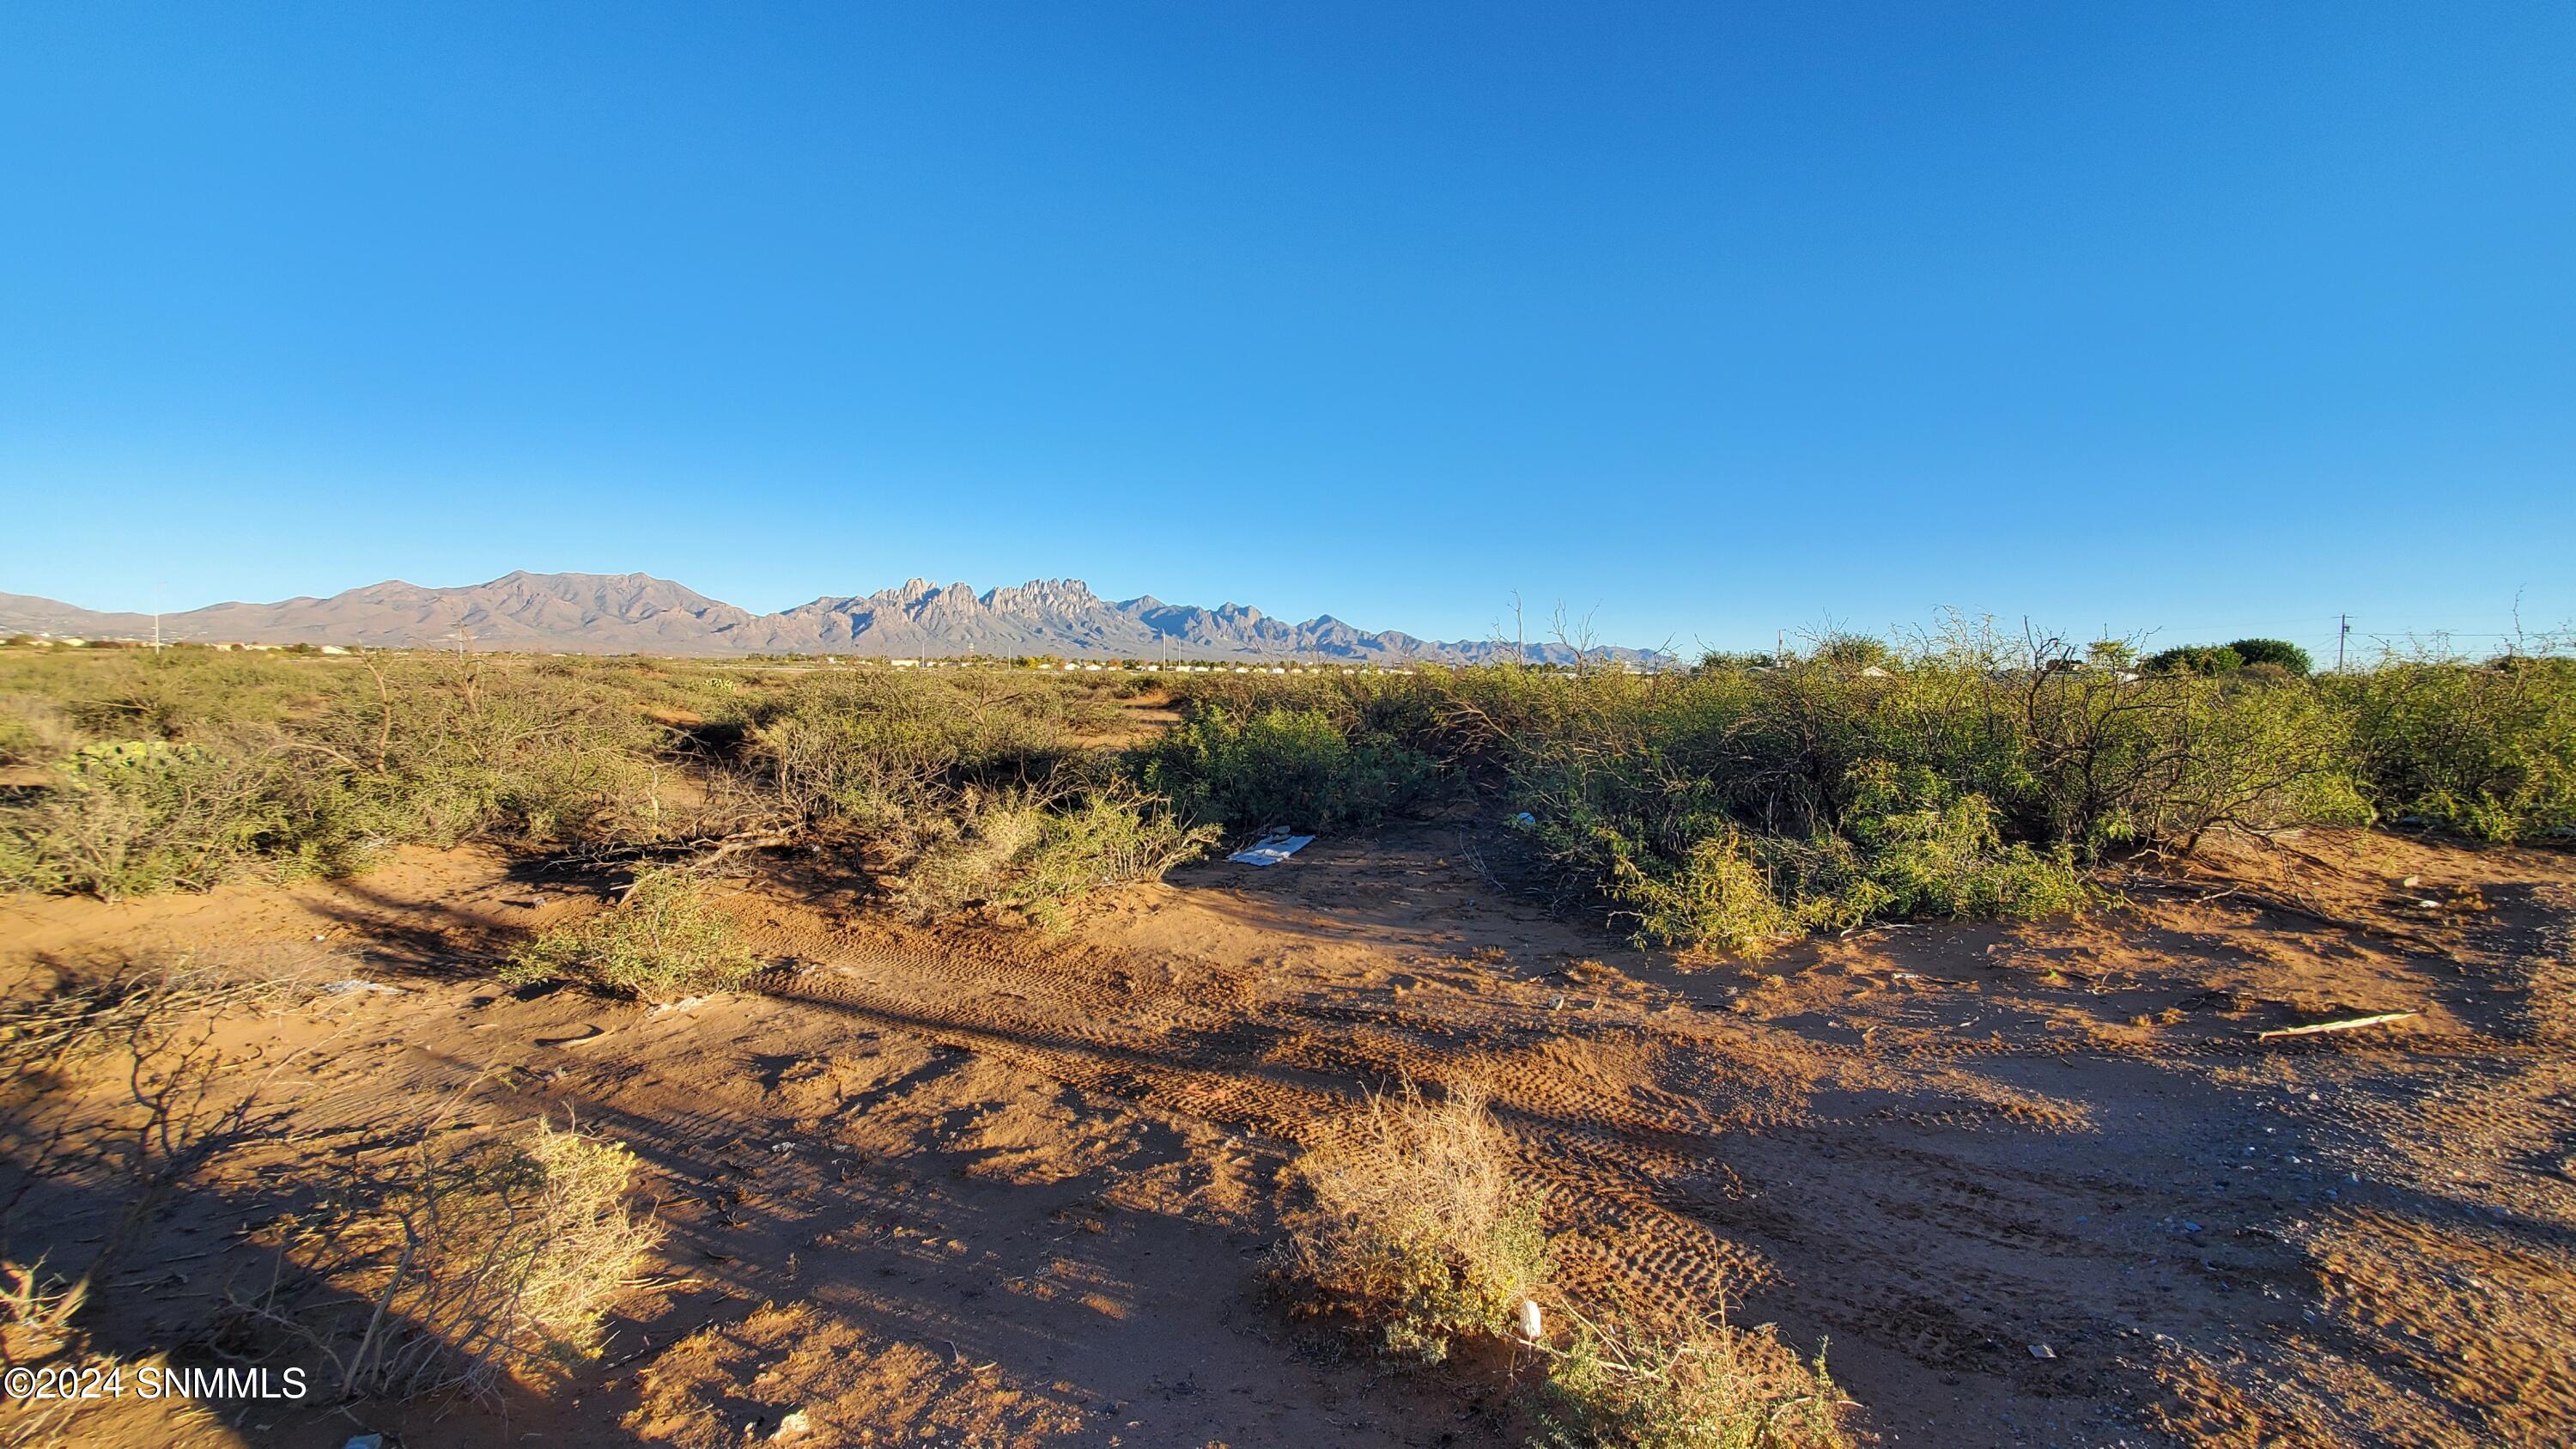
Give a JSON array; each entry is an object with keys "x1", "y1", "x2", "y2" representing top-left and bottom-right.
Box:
[
  {"x1": 2337, "y1": 612, "x2": 2349, "y2": 672},
  {"x1": 1776, "y1": 627, "x2": 1784, "y2": 666}
]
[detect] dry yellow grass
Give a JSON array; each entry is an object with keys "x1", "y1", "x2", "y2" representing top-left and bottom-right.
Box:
[{"x1": 1279, "y1": 1083, "x2": 1550, "y2": 1361}]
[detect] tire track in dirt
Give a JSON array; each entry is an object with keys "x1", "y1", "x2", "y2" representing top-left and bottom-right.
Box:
[{"x1": 748, "y1": 938, "x2": 1798, "y2": 1319}]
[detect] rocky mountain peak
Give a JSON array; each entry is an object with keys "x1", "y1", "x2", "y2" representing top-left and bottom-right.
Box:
[{"x1": 0, "y1": 570, "x2": 1668, "y2": 667}]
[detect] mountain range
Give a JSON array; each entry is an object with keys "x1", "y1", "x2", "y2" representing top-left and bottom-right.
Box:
[{"x1": 0, "y1": 572, "x2": 1666, "y2": 666}]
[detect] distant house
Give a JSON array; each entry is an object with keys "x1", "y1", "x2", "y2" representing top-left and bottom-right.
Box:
[{"x1": 890, "y1": 659, "x2": 920, "y2": 668}]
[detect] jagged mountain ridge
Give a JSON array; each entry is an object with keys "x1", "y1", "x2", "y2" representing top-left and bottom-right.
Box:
[{"x1": 0, "y1": 571, "x2": 1665, "y2": 665}]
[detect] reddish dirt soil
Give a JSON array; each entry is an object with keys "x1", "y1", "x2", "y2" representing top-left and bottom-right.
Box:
[{"x1": 4, "y1": 824, "x2": 2573, "y2": 1447}]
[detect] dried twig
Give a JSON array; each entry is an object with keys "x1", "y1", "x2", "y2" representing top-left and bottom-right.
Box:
[{"x1": 2257, "y1": 1011, "x2": 2418, "y2": 1041}]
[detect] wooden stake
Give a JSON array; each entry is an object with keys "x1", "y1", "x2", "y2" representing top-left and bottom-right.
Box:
[{"x1": 2257, "y1": 1011, "x2": 2417, "y2": 1041}]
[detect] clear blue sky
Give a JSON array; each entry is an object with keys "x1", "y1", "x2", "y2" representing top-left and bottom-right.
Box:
[{"x1": 4, "y1": 3, "x2": 2569, "y2": 660}]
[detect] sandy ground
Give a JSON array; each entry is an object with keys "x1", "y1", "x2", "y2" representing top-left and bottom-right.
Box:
[{"x1": 3, "y1": 822, "x2": 2573, "y2": 1447}]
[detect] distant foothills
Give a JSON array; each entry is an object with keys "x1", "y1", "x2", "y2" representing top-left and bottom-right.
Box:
[{"x1": 0, "y1": 571, "x2": 1669, "y2": 667}]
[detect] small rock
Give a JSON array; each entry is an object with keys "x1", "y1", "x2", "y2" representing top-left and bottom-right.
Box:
[{"x1": 772, "y1": 1409, "x2": 812, "y2": 1440}]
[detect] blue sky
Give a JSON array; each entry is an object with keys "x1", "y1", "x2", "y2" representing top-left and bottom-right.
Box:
[{"x1": 3, "y1": 3, "x2": 2569, "y2": 660}]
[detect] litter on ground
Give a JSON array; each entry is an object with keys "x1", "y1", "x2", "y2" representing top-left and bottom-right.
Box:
[{"x1": 1227, "y1": 832, "x2": 1315, "y2": 867}]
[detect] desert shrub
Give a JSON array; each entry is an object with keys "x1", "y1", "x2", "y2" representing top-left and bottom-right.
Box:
[
  {"x1": 501, "y1": 867, "x2": 761, "y2": 1002},
  {"x1": 1836, "y1": 763, "x2": 2087, "y2": 921},
  {"x1": 742, "y1": 671, "x2": 1082, "y2": 831},
  {"x1": 1275, "y1": 1085, "x2": 1550, "y2": 1363},
  {"x1": 0, "y1": 740, "x2": 293, "y2": 898},
  {"x1": 1139, "y1": 706, "x2": 1441, "y2": 832},
  {"x1": 1157, "y1": 670, "x2": 1455, "y2": 752},
  {"x1": 0, "y1": 694, "x2": 77, "y2": 765},
  {"x1": 1413, "y1": 621, "x2": 2391, "y2": 953},
  {"x1": 983, "y1": 787, "x2": 1220, "y2": 925},
  {"x1": 1577, "y1": 819, "x2": 1801, "y2": 959},
  {"x1": 895, "y1": 782, "x2": 1218, "y2": 926},
  {"x1": 2330, "y1": 654, "x2": 2576, "y2": 842},
  {"x1": 1145, "y1": 636, "x2": 2403, "y2": 959},
  {"x1": 1533, "y1": 1308, "x2": 1852, "y2": 1449},
  {"x1": 1811, "y1": 632, "x2": 1892, "y2": 672},
  {"x1": 318, "y1": 657, "x2": 680, "y2": 849},
  {"x1": 0, "y1": 652, "x2": 709, "y2": 897},
  {"x1": 238, "y1": 1119, "x2": 659, "y2": 1400},
  {"x1": 1546, "y1": 764, "x2": 2086, "y2": 959},
  {"x1": 1275, "y1": 1083, "x2": 1846, "y2": 1443},
  {"x1": 2225, "y1": 638, "x2": 2312, "y2": 674}
]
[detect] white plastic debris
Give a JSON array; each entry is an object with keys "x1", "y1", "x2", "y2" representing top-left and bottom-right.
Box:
[
  {"x1": 772, "y1": 1409, "x2": 813, "y2": 1440},
  {"x1": 1227, "y1": 832, "x2": 1315, "y2": 867},
  {"x1": 1518, "y1": 1299, "x2": 1545, "y2": 1341},
  {"x1": 2029, "y1": 1343, "x2": 2056, "y2": 1360},
  {"x1": 321, "y1": 979, "x2": 404, "y2": 995}
]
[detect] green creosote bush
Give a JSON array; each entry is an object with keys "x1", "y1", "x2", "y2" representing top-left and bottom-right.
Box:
[
  {"x1": 895, "y1": 782, "x2": 1219, "y2": 927},
  {"x1": 1558, "y1": 764, "x2": 2087, "y2": 960},
  {"x1": 740, "y1": 670, "x2": 1089, "y2": 832},
  {"x1": 1577, "y1": 819, "x2": 1799, "y2": 959},
  {"x1": 0, "y1": 739, "x2": 294, "y2": 898},
  {"x1": 2328, "y1": 653, "x2": 2576, "y2": 842},
  {"x1": 1137, "y1": 705, "x2": 1442, "y2": 833},
  {"x1": 501, "y1": 866, "x2": 762, "y2": 1002},
  {"x1": 1836, "y1": 762, "x2": 2088, "y2": 921}
]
